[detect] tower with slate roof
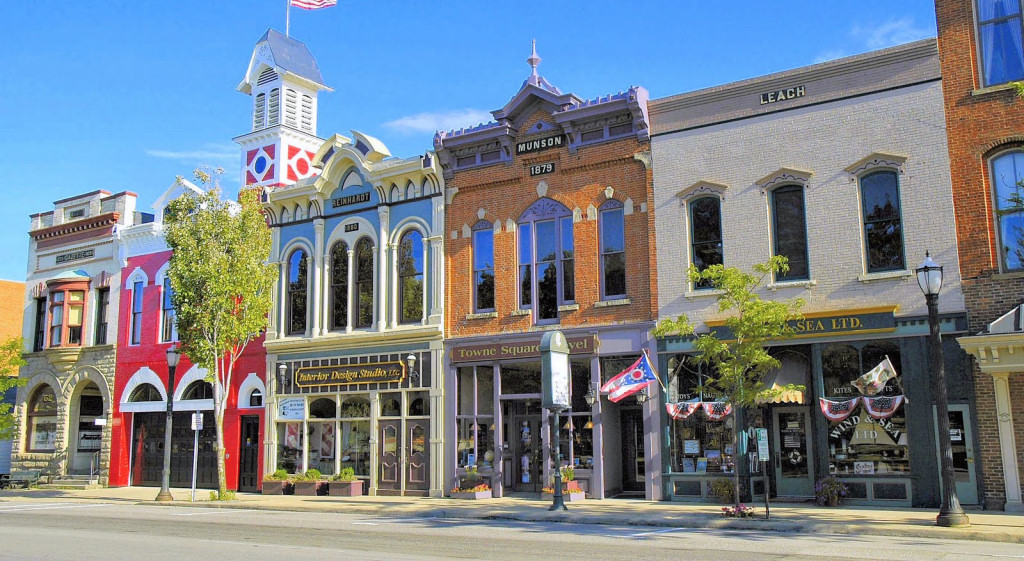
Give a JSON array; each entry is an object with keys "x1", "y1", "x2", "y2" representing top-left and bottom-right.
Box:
[{"x1": 234, "y1": 29, "x2": 331, "y2": 189}]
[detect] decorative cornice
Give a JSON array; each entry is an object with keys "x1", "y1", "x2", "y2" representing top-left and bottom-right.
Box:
[
  {"x1": 676, "y1": 180, "x2": 729, "y2": 201},
  {"x1": 844, "y1": 152, "x2": 908, "y2": 176},
  {"x1": 30, "y1": 212, "x2": 120, "y2": 241},
  {"x1": 756, "y1": 167, "x2": 813, "y2": 190}
]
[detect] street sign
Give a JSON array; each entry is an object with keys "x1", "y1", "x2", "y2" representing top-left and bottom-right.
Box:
[
  {"x1": 191, "y1": 412, "x2": 204, "y2": 431},
  {"x1": 756, "y1": 428, "x2": 769, "y2": 462}
]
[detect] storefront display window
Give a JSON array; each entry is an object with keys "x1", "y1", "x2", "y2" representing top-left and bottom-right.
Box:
[
  {"x1": 339, "y1": 397, "x2": 370, "y2": 477},
  {"x1": 667, "y1": 357, "x2": 735, "y2": 474},
  {"x1": 457, "y1": 366, "x2": 495, "y2": 469},
  {"x1": 276, "y1": 422, "x2": 303, "y2": 474},
  {"x1": 27, "y1": 385, "x2": 58, "y2": 452},
  {"x1": 559, "y1": 360, "x2": 594, "y2": 468},
  {"x1": 821, "y1": 342, "x2": 909, "y2": 476}
]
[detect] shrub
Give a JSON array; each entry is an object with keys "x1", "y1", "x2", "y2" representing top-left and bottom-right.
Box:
[
  {"x1": 333, "y1": 467, "x2": 357, "y2": 482},
  {"x1": 814, "y1": 476, "x2": 849, "y2": 506},
  {"x1": 263, "y1": 469, "x2": 289, "y2": 482},
  {"x1": 302, "y1": 469, "x2": 323, "y2": 481},
  {"x1": 209, "y1": 490, "x2": 236, "y2": 501}
]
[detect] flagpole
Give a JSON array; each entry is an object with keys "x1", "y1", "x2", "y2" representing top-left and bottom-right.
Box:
[
  {"x1": 643, "y1": 349, "x2": 668, "y2": 392},
  {"x1": 285, "y1": 0, "x2": 291, "y2": 37}
]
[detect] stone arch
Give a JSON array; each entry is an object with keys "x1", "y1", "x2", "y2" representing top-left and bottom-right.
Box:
[{"x1": 389, "y1": 216, "x2": 431, "y2": 246}]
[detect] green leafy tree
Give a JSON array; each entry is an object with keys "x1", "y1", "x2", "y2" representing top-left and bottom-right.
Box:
[
  {"x1": 163, "y1": 169, "x2": 277, "y2": 496},
  {"x1": 653, "y1": 257, "x2": 804, "y2": 509},
  {"x1": 0, "y1": 337, "x2": 27, "y2": 439}
]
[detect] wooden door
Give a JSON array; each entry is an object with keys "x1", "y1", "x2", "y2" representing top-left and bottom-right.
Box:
[
  {"x1": 405, "y1": 420, "x2": 429, "y2": 495},
  {"x1": 238, "y1": 416, "x2": 260, "y2": 492},
  {"x1": 378, "y1": 420, "x2": 402, "y2": 494}
]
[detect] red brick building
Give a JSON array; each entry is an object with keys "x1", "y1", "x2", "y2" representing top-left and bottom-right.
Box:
[
  {"x1": 434, "y1": 45, "x2": 660, "y2": 498},
  {"x1": 937, "y1": 0, "x2": 1024, "y2": 510}
]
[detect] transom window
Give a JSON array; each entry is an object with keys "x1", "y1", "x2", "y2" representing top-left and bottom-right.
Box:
[
  {"x1": 473, "y1": 222, "x2": 495, "y2": 313},
  {"x1": 992, "y1": 150, "x2": 1024, "y2": 271},
  {"x1": 398, "y1": 230, "x2": 425, "y2": 324},
  {"x1": 976, "y1": 0, "x2": 1024, "y2": 87},
  {"x1": 518, "y1": 198, "x2": 574, "y2": 323},
  {"x1": 182, "y1": 381, "x2": 213, "y2": 401},
  {"x1": 129, "y1": 384, "x2": 163, "y2": 402},
  {"x1": 287, "y1": 249, "x2": 308, "y2": 335},
  {"x1": 860, "y1": 170, "x2": 905, "y2": 273},
  {"x1": 600, "y1": 200, "x2": 626, "y2": 299},
  {"x1": 688, "y1": 196, "x2": 723, "y2": 289},
  {"x1": 770, "y1": 185, "x2": 809, "y2": 281}
]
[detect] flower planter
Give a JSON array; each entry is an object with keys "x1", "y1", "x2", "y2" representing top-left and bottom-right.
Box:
[
  {"x1": 261, "y1": 481, "x2": 292, "y2": 495},
  {"x1": 451, "y1": 490, "x2": 492, "y2": 500},
  {"x1": 328, "y1": 480, "x2": 364, "y2": 497},
  {"x1": 293, "y1": 481, "x2": 327, "y2": 496}
]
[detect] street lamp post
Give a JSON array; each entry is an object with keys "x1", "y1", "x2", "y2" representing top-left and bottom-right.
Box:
[
  {"x1": 916, "y1": 253, "x2": 969, "y2": 528},
  {"x1": 155, "y1": 344, "x2": 180, "y2": 502}
]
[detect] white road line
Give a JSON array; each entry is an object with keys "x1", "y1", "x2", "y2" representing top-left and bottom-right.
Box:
[
  {"x1": 350, "y1": 517, "x2": 437, "y2": 524},
  {"x1": 351, "y1": 522, "x2": 378, "y2": 525},
  {"x1": 630, "y1": 527, "x2": 686, "y2": 539},
  {"x1": 0, "y1": 503, "x2": 111, "y2": 513},
  {"x1": 167, "y1": 508, "x2": 247, "y2": 516}
]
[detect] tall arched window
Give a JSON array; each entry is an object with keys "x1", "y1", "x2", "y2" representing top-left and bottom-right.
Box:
[
  {"x1": 473, "y1": 221, "x2": 495, "y2": 313},
  {"x1": 182, "y1": 381, "x2": 213, "y2": 401},
  {"x1": 355, "y1": 238, "x2": 374, "y2": 328},
  {"x1": 770, "y1": 185, "x2": 809, "y2": 281},
  {"x1": 599, "y1": 200, "x2": 625, "y2": 299},
  {"x1": 992, "y1": 150, "x2": 1024, "y2": 271},
  {"x1": 518, "y1": 198, "x2": 574, "y2": 323},
  {"x1": 330, "y1": 242, "x2": 349, "y2": 330},
  {"x1": 27, "y1": 385, "x2": 57, "y2": 452},
  {"x1": 859, "y1": 170, "x2": 905, "y2": 273},
  {"x1": 287, "y1": 249, "x2": 308, "y2": 335},
  {"x1": 689, "y1": 196, "x2": 723, "y2": 289},
  {"x1": 398, "y1": 230, "x2": 425, "y2": 323}
]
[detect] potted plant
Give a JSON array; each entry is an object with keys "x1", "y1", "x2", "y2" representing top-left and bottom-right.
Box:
[
  {"x1": 261, "y1": 469, "x2": 293, "y2": 495},
  {"x1": 293, "y1": 469, "x2": 327, "y2": 496},
  {"x1": 329, "y1": 467, "x2": 364, "y2": 497},
  {"x1": 451, "y1": 466, "x2": 492, "y2": 499},
  {"x1": 542, "y1": 466, "x2": 585, "y2": 502},
  {"x1": 814, "y1": 475, "x2": 849, "y2": 507},
  {"x1": 708, "y1": 478, "x2": 735, "y2": 504}
]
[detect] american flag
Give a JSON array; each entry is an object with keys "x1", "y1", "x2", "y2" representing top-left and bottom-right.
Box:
[{"x1": 291, "y1": 0, "x2": 337, "y2": 10}]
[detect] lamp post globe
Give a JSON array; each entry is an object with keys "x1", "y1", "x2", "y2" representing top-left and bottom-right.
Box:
[
  {"x1": 915, "y1": 252, "x2": 969, "y2": 527},
  {"x1": 156, "y1": 343, "x2": 181, "y2": 502}
]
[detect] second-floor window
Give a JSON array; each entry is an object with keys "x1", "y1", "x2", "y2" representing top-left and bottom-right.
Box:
[
  {"x1": 689, "y1": 196, "x2": 723, "y2": 289},
  {"x1": 398, "y1": 230, "x2": 424, "y2": 324},
  {"x1": 473, "y1": 222, "x2": 495, "y2": 313},
  {"x1": 992, "y1": 150, "x2": 1024, "y2": 271},
  {"x1": 518, "y1": 198, "x2": 574, "y2": 323},
  {"x1": 32, "y1": 298, "x2": 45, "y2": 352},
  {"x1": 860, "y1": 170, "x2": 905, "y2": 273},
  {"x1": 770, "y1": 185, "x2": 809, "y2": 281},
  {"x1": 600, "y1": 200, "x2": 626, "y2": 299},
  {"x1": 355, "y1": 238, "x2": 374, "y2": 328},
  {"x1": 48, "y1": 284, "x2": 87, "y2": 348},
  {"x1": 161, "y1": 278, "x2": 177, "y2": 342},
  {"x1": 976, "y1": 0, "x2": 1024, "y2": 87},
  {"x1": 130, "y1": 280, "x2": 143, "y2": 345},
  {"x1": 94, "y1": 288, "x2": 109, "y2": 345},
  {"x1": 330, "y1": 241, "x2": 349, "y2": 330},
  {"x1": 287, "y1": 250, "x2": 307, "y2": 335}
]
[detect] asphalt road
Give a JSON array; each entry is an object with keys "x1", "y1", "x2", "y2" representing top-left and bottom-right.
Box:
[{"x1": 1, "y1": 502, "x2": 1023, "y2": 561}]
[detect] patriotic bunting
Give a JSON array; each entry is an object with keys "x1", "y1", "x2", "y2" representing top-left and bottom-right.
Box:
[
  {"x1": 862, "y1": 395, "x2": 904, "y2": 420},
  {"x1": 291, "y1": 0, "x2": 337, "y2": 9},
  {"x1": 666, "y1": 401, "x2": 701, "y2": 420},
  {"x1": 702, "y1": 401, "x2": 733, "y2": 421},
  {"x1": 818, "y1": 397, "x2": 861, "y2": 422}
]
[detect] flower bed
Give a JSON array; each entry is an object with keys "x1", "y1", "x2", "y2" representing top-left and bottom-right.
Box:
[{"x1": 450, "y1": 484, "x2": 492, "y2": 500}]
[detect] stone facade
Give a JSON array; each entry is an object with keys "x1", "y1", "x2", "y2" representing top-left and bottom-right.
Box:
[{"x1": 936, "y1": 0, "x2": 1024, "y2": 511}]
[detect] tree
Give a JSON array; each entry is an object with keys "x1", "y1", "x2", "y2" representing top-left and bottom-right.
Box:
[
  {"x1": 653, "y1": 257, "x2": 804, "y2": 510},
  {"x1": 0, "y1": 337, "x2": 27, "y2": 439},
  {"x1": 163, "y1": 169, "x2": 277, "y2": 497}
]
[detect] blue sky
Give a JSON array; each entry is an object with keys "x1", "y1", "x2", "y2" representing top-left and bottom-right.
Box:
[{"x1": 0, "y1": 1, "x2": 937, "y2": 281}]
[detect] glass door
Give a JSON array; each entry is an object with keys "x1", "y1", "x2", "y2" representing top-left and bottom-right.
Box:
[
  {"x1": 621, "y1": 407, "x2": 646, "y2": 493},
  {"x1": 934, "y1": 404, "x2": 979, "y2": 505},
  {"x1": 378, "y1": 420, "x2": 402, "y2": 494},
  {"x1": 773, "y1": 407, "x2": 815, "y2": 497},
  {"x1": 405, "y1": 419, "x2": 429, "y2": 495}
]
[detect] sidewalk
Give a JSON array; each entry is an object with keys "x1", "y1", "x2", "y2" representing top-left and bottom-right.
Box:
[{"x1": 3, "y1": 486, "x2": 1023, "y2": 544}]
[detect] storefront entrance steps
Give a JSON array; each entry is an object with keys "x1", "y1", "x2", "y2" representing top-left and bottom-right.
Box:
[{"x1": 1, "y1": 486, "x2": 1022, "y2": 544}]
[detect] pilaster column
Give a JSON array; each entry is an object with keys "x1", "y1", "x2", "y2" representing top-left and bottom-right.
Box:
[
  {"x1": 312, "y1": 219, "x2": 325, "y2": 337},
  {"x1": 377, "y1": 206, "x2": 390, "y2": 332},
  {"x1": 372, "y1": 245, "x2": 380, "y2": 331},
  {"x1": 421, "y1": 240, "x2": 428, "y2": 324},
  {"x1": 346, "y1": 249, "x2": 355, "y2": 333},
  {"x1": 428, "y1": 236, "x2": 443, "y2": 324},
  {"x1": 305, "y1": 254, "x2": 315, "y2": 338},
  {"x1": 390, "y1": 242, "x2": 399, "y2": 328},
  {"x1": 993, "y1": 372, "x2": 1024, "y2": 511},
  {"x1": 277, "y1": 261, "x2": 287, "y2": 338}
]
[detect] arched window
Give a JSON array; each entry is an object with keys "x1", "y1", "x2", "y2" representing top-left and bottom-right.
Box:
[
  {"x1": 287, "y1": 249, "x2": 308, "y2": 335},
  {"x1": 309, "y1": 397, "x2": 336, "y2": 419},
  {"x1": 599, "y1": 200, "x2": 625, "y2": 299},
  {"x1": 518, "y1": 198, "x2": 574, "y2": 323},
  {"x1": 354, "y1": 238, "x2": 374, "y2": 328},
  {"x1": 253, "y1": 93, "x2": 266, "y2": 130},
  {"x1": 182, "y1": 381, "x2": 213, "y2": 401},
  {"x1": 770, "y1": 185, "x2": 809, "y2": 281},
  {"x1": 398, "y1": 230, "x2": 424, "y2": 324},
  {"x1": 688, "y1": 196, "x2": 723, "y2": 289},
  {"x1": 300, "y1": 94, "x2": 313, "y2": 132},
  {"x1": 380, "y1": 394, "x2": 401, "y2": 417},
  {"x1": 473, "y1": 221, "x2": 495, "y2": 313},
  {"x1": 249, "y1": 389, "x2": 263, "y2": 407},
  {"x1": 860, "y1": 171, "x2": 905, "y2": 273},
  {"x1": 390, "y1": 185, "x2": 401, "y2": 203},
  {"x1": 27, "y1": 385, "x2": 58, "y2": 452},
  {"x1": 128, "y1": 384, "x2": 162, "y2": 402},
  {"x1": 330, "y1": 242, "x2": 349, "y2": 331},
  {"x1": 992, "y1": 150, "x2": 1024, "y2": 271}
]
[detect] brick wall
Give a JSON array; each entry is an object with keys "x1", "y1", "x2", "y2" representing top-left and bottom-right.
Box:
[
  {"x1": 0, "y1": 280, "x2": 25, "y2": 342},
  {"x1": 444, "y1": 109, "x2": 655, "y2": 339},
  {"x1": 936, "y1": 0, "x2": 1024, "y2": 509}
]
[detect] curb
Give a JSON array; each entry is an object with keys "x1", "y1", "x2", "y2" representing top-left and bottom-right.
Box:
[{"x1": 135, "y1": 499, "x2": 1024, "y2": 544}]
